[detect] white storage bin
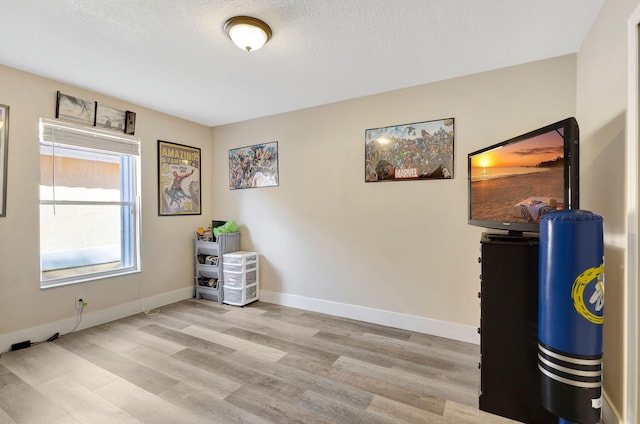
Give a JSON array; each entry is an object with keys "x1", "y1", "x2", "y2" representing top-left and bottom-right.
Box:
[
  {"x1": 223, "y1": 251, "x2": 258, "y2": 265},
  {"x1": 199, "y1": 286, "x2": 222, "y2": 302},
  {"x1": 223, "y1": 261, "x2": 257, "y2": 273},
  {"x1": 194, "y1": 277, "x2": 222, "y2": 302},
  {"x1": 223, "y1": 269, "x2": 257, "y2": 288},
  {"x1": 195, "y1": 240, "x2": 219, "y2": 256},
  {"x1": 196, "y1": 263, "x2": 219, "y2": 279},
  {"x1": 223, "y1": 284, "x2": 259, "y2": 306},
  {"x1": 194, "y1": 232, "x2": 240, "y2": 304},
  {"x1": 196, "y1": 254, "x2": 218, "y2": 266}
]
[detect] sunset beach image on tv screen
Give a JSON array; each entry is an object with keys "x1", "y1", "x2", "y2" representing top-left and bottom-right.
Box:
[{"x1": 470, "y1": 128, "x2": 564, "y2": 224}]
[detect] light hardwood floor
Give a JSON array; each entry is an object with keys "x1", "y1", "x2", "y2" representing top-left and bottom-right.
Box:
[{"x1": 0, "y1": 299, "x2": 518, "y2": 423}]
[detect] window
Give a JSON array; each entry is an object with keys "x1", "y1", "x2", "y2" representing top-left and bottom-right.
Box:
[{"x1": 39, "y1": 118, "x2": 141, "y2": 288}]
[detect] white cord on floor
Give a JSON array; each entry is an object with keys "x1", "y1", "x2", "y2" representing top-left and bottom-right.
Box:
[{"x1": 70, "y1": 303, "x2": 85, "y2": 333}]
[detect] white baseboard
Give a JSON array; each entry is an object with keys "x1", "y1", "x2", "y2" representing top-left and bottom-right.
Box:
[
  {"x1": 602, "y1": 390, "x2": 620, "y2": 424},
  {"x1": 0, "y1": 286, "x2": 193, "y2": 353},
  {"x1": 259, "y1": 289, "x2": 480, "y2": 344},
  {"x1": 260, "y1": 291, "x2": 624, "y2": 423},
  {"x1": 1, "y1": 286, "x2": 620, "y2": 422}
]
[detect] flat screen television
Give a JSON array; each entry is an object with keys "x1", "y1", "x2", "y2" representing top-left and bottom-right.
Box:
[{"x1": 468, "y1": 117, "x2": 579, "y2": 235}]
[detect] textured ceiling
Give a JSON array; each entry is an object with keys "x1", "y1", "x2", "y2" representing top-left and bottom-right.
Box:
[{"x1": 0, "y1": 1, "x2": 604, "y2": 126}]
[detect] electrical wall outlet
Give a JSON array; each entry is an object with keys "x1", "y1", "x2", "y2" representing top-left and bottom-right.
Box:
[{"x1": 74, "y1": 297, "x2": 85, "y2": 310}]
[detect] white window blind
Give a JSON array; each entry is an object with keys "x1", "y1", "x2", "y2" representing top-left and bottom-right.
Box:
[
  {"x1": 39, "y1": 118, "x2": 141, "y2": 288},
  {"x1": 40, "y1": 118, "x2": 140, "y2": 155}
]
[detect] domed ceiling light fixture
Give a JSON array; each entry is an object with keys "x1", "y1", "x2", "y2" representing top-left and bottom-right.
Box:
[{"x1": 224, "y1": 16, "x2": 272, "y2": 52}]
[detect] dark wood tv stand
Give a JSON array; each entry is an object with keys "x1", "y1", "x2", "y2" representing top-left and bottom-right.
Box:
[{"x1": 478, "y1": 232, "x2": 556, "y2": 423}]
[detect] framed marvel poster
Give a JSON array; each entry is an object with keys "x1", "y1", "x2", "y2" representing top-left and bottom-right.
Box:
[
  {"x1": 365, "y1": 118, "x2": 454, "y2": 182},
  {"x1": 157, "y1": 140, "x2": 201, "y2": 216},
  {"x1": 229, "y1": 141, "x2": 279, "y2": 190}
]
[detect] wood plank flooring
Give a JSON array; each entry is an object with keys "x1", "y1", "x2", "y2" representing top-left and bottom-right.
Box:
[{"x1": 0, "y1": 299, "x2": 518, "y2": 423}]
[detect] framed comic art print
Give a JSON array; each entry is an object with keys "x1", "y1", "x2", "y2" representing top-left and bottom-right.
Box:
[
  {"x1": 158, "y1": 140, "x2": 201, "y2": 216},
  {"x1": 365, "y1": 118, "x2": 454, "y2": 182},
  {"x1": 229, "y1": 141, "x2": 279, "y2": 190}
]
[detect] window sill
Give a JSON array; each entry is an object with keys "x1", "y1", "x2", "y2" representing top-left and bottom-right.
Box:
[{"x1": 40, "y1": 267, "x2": 141, "y2": 289}]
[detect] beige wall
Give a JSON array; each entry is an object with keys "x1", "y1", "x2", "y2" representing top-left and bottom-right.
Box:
[
  {"x1": 212, "y1": 55, "x2": 576, "y2": 331},
  {"x1": 0, "y1": 65, "x2": 212, "y2": 336},
  {"x1": 3, "y1": 30, "x2": 627, "y2": 420},
  {"x1": 577, "y1": 0, "x2": 640, "y2": 421}
]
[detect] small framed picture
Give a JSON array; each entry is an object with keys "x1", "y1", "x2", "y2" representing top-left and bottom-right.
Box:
[
  {"x1": 96, "y1": 103, "x2": 126, "y2": 132},
  {"x1": 56, "y1": 91, "x2": 96, "y2": 125},
  {"x1": 125, "y1": 111, "x2": 136, "y2": 135}
]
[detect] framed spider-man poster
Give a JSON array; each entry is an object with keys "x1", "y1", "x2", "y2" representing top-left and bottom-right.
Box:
[{"x1": 158, "y1": 140, "x2": 201, "y2": 216}]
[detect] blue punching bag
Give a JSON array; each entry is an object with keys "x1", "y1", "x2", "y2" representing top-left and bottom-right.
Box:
[{"x1": 538, "y1": 210, "x2": 604, "y2": 424}]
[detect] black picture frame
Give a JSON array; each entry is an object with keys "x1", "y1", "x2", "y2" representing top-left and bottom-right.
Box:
[
  {"x1": 365, "y1": 118, "x2": 454, "y2": 182},
  {"x1": 0, "y1": 104, "x2": 8, "y2": 217},
  {"x1": 157, "y1": 140, "x2": 201, "y2": 216},
  {"x1": 125, "y1": 111, "x2": 136, "y2": 135}
]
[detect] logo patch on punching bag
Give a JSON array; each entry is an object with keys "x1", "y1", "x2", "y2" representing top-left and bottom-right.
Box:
[{"x1": 572, "y1": 264, "x2": 605, "y2": 325}]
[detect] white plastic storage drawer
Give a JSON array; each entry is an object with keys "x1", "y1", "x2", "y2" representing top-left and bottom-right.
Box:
[
  {"x1": 223, "y1": 284, "x2": 258, "y2": 306},
  {"x1": 223, "y1": 251, "x2": 258, "y2": 265},
  {"x1": 223, "y1": 269, "x2": 257, "y2": 288},
  {"x1": 223, "y1": 261, "x2": 257, "y2": 273}
]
